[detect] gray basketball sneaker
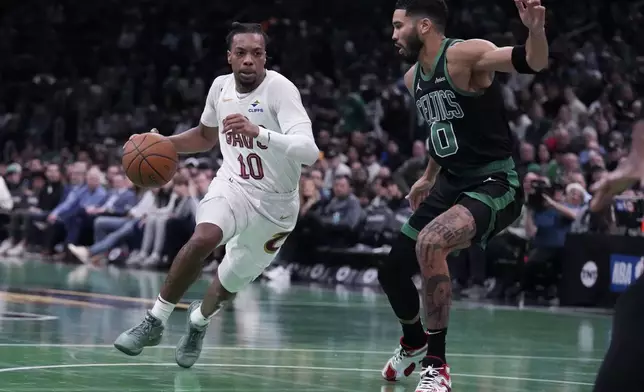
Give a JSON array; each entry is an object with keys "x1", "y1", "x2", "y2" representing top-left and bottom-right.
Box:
[
  {"x1": 175, "y1": 301, "x2": 209, "y2": 368},
  {"x1": 114, "y1": 311, "x2": 164, "y2": 356}
]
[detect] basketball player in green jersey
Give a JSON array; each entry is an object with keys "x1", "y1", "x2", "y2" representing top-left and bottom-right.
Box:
[{"x1": 378, "y1": 0, "x2": 548, "y2": 390}]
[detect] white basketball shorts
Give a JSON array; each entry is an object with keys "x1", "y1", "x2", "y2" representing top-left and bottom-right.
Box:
[{"x1": 195, "y1": 177, "x2": 299, "y2": 292}]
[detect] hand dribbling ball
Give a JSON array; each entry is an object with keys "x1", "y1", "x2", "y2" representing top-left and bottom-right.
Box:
[{"x1": 122, "y1": 132, "x2": 178, "y2": 188}]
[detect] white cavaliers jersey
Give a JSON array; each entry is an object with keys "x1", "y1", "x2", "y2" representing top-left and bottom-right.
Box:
[{"x1": 200, "y1": 70, "x2": 313, "y2": 194}]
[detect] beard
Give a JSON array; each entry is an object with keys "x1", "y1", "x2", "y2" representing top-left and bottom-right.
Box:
[{"x1": 400, "y1": 32, "x2": 423, "y2": 64}]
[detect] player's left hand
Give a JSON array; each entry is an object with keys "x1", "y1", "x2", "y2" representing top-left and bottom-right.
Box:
[
  {"x1": 222, "y1": 114, "x2": 260, "y2": 138},
  {"x1": 516, "y1": 0, "x2": 546, "y2": 32}
]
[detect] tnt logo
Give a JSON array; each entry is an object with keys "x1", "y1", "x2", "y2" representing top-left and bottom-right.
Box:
[
  {"x1": 580, "y1": 261, "x2": 598, "y2": 288},
  {"x1": 610, "y1": 254, "x2": 641, "y2": 292},
  {"x1": 249, "y1": 100, "x2": 263, "y2": 113}
]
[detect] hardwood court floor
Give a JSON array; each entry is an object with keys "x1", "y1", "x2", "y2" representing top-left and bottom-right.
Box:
[{"x1": 0, "y1": 259, "x2": 611, "y2": 391}]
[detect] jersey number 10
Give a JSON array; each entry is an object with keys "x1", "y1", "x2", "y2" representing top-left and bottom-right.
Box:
[{"x1": 237, "y1": 153, "x2": 265, "y2": 180}]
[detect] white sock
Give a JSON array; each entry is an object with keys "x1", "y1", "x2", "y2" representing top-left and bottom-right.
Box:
[
  {"x1": 189, "y1": 305, "x2": 213, "y2": 327},
  {"x1": 150, "y1": 296, "x2": 175, "y2": 324}
]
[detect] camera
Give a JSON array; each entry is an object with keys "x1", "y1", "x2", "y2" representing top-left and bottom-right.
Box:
[{"x1": 527, "y1": 179, "x2": 554, "y2": 210}]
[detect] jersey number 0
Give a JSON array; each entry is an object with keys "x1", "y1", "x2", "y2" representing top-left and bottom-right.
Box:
[
  {"x1": 238, "y1": 153, "x2": 265, "y2": 180},
  {"x1": 428, "y1": 121, "x2": 459, "y2": 158}
]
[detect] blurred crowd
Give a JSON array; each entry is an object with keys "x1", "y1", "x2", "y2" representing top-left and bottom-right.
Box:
[{"x1": 1, "y1": 0, "x2": 643, "y2": 302}]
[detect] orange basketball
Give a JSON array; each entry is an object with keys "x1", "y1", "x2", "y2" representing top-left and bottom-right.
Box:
[{"x1": 122, "y1": 132, "x2": 178, "y2": 188}]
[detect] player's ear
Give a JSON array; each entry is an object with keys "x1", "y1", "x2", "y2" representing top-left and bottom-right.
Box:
[
  {"x1": 227, "y1": 50, "x2": 232, "y2": 65},
  {"x1": 418, "y1": 17, "x2": 432, "y2": 35}
]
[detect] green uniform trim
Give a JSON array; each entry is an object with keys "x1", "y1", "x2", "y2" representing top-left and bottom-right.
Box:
[
  {"x1": 463, "y1": 169, "x2": 520, "y2": 247},
  {"x1": 442, "y1": 39, "x2": 494, "y2": 97},
  {"x1": 417, "y1": 39, "x2": 449, "y2": 82},
  {"x1": 401, "y1": 221, "x2": 420, "y2": 241},
  {"x1": 401, "y1": 168, "x2": 520, "y2": 245}
]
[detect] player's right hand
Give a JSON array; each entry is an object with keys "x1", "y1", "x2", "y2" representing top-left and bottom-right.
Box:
[
  {"x1": 406, "y1": 177, "x2": 434, "y2": 211},
  {"x1": 127, "y1": 128, "x2": 159, "y2": 142}
]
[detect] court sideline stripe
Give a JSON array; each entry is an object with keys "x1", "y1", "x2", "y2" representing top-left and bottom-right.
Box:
[
  {"x1": 17, "y1": 288, "x2": 613, "y2": 318},
  {"x1": 0, "y1": 362, "x2": 595, "y2": 386},
  {"x1": 0, "y1": 344, "x2": 602, "y2": 362},
  {"x1": 37, "y1": 289, "x2": 190, "y2": 309},
  {"x1": 0, "y1": 292, "x2": 110, "y2": 309}
]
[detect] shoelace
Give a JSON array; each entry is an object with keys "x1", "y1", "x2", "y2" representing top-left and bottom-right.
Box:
[
  {"x1": 418, "y1": 366, "x2": 448, "y2": 392},
  {"x1": 391, "y1": 346, "x2": 410, "y2": 365},
  {"x1": 130, "y1": 318, "x2": 154, "y2": 339},
  {"x1": 185, "y1": 328, "x2": 205, "y2": 350}
]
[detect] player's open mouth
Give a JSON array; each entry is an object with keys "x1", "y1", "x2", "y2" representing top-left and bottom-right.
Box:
[{"x1": 394, "y1": 44, "x2": 405, "y2": 55}]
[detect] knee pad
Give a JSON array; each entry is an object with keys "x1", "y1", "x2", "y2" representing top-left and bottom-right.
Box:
[{"x1": 378, "y1": 233, "x2": 419, "y2": 287}]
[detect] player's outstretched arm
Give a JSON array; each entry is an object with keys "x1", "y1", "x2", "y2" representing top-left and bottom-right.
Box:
[
  {"x1": 167, "y1": 123, "x2": 219, "y2": 154},
  {"x1": 453, "y1": 0, "x2": 548, "y2": 74},
  {"x1": 589, "y1": 119, "x2": 644, "y2": 212}
]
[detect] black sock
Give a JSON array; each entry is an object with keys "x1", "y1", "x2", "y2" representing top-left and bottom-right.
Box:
[
  {"x1": 401, "y1": 319, "x2": 427, "y2": 348},
  {"x1": 379, "y1": 234, "x2": 427, "y2": 348},
  {"x1": 425, "y1": 328, "x2": 447, "y2": 363}
]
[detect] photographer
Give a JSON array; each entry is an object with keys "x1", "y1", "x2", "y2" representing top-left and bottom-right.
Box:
[{"x1": 522, "y1": 177, "x2": 586, "y2": 300}]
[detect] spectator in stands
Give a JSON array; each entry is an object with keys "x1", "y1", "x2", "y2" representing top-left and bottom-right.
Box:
[
  {"x1": 0, "y1": 175, "x2": 12, "y2": 212},
  {"x1": 79, "y1": 173, "x2": 137, "y2": 240},
  {"x1": 392, "y1": 150, "x2": 428, "y2": 195},
  {"x1": 517, "y1": 141, "x2": 536, "y2": 179},
  {"x1": 522, "y1": 176, "x2": 586, "y2": 300},
  {"x1": 1, "y1": 171, "x2": 46, "y2": 256},
  {"x1": 192, "y1": 172, "x2": 211, "y2": 200},
  {"x1": 92, "y1": 174, "x2": 136, "y2": 215},
  {"x1": 63, "y1": 167, "x2": 108, "y2": 246},
  {"x1": 362, "y1": 147, "x2": 381, "y2": 183},
  {"x1": 308, "y1": 168, "x2": 330, "y2": 201},
  {"x1": 3, "y1": 164, "x2": 24, "y2": 202},
  {"x1": 43, "y1": 166, "x2": 106, "y2": 256},
  {"x1": 0, "y1": 172, "x2": 15, "y2": 252},
  {"x1": 105, "y1": 165, "x2": 122, "y2": 187},
  {"x1": 381, "y1": 140, "x2": 405, "y2": 171},
  {"x1": 0, "y1": 164, "x2": 26, "y2": 254},
  {"x1": 70, "y1": 172, "x2": 136, "y2": 244},
  {"x1": 312, "y1": 175, "x2": 362, "y2": 247},
  {"x1": 164, "y1": 175, "x2": 200, "y2": 264},
  {"x1": 18, "y1": 164, "x2": 65, "y2": 253},
  {"x1": 68, "y1": 189, "x2": 157, "y2": 265},
  {"x1": 130, "y1": 175, "x2": 194, "y2": 268},
  {"x1": 299, "y1": 177, "x2": 321, "y2": 217},
  {"x1": 321, "y1": 151, "x2": 351, "y2": 189},
  {"x1": 357, "y1": 180, "x2": 398, "y2": 249}
]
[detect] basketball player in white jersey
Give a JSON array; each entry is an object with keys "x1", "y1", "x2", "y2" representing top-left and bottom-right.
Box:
[{"x1": 114, "y1": 22, "x2": 319, "y2": 368}]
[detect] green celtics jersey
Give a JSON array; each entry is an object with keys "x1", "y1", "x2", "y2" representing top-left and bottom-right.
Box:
[{"x1": 413, "y1": 38, "x2": 515, "y2": 175}]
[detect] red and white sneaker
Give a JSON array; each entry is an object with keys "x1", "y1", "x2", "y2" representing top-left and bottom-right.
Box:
[
  {"x1": 415, "y1": 360, "x2": 452, "y2": 392},
  {"x1": 381, "y1": 338, "x2": 428, "y2": 381}
]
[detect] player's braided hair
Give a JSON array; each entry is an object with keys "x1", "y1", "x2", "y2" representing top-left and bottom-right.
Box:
[
  {"x1": 395, "y1": 0, "x2": 448, "y2": 33},
  {"x1": 226, "y1": 22, "x2": 270, "y2": 49}
]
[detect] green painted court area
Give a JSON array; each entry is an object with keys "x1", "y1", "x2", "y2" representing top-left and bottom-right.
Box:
[{"x1": 0, "y1": 260, "x2": 610, "y2": 391}]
